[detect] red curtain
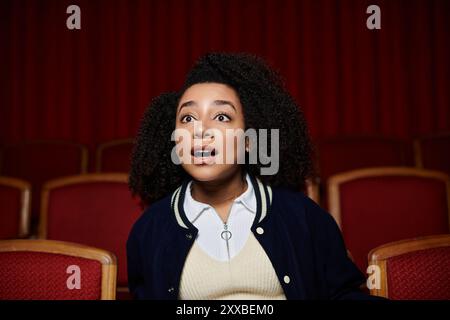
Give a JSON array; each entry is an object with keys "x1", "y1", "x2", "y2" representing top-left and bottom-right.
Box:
[{"x1": 1, "y1": 0, "x2": 449, "y2": 148}]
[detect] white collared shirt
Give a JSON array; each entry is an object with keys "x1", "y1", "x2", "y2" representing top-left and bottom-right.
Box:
[{"x1": 183, "y1": 173, "x2": 257, "y2": 262}]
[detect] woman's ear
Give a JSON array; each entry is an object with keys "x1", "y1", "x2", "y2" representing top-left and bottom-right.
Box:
[{"x1": 245, "y1": 136, "x2": 250, "y2": 152}]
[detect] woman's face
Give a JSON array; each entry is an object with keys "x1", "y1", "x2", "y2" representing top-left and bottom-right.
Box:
[{"x1": 175, "y1": 82, "x2": 246, "y2": 182}]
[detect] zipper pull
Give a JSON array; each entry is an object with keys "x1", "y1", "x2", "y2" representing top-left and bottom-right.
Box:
[{"x1": 221, "y1": 222, "x2": 232, "y2": 261}]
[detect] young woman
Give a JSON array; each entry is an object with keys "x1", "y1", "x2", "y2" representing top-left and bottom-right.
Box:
[{"x1": 127, "y1": 53, "x2": 373, "y2": 300}]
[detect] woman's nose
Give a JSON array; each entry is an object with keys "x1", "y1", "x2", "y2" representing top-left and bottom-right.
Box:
[{"x1": 193, "y1": 120, "x2": 214, "y2": 139}]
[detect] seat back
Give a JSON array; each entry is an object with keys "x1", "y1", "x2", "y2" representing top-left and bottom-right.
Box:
[
  {"x1": 39, "y1": 173, "x2": 142, "y2": 287},
  {"x1": 369, "y1": 235, "x2": 450, "y2": 299},
  {"x1": 328, "y1": 167, "x2": 450, "y2": 272},
  {"x1": 0, "y1": 239, "x2": 116, "y2": 300}
]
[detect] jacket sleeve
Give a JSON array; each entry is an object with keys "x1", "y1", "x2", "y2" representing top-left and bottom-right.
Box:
[{"x1": 305, "y1": 198, "x2": 384, "y2": 300}]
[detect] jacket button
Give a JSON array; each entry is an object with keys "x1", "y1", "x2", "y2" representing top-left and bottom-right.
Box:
[
  {"x1": 186, "y1": 233, "x2": 193, "y2": 240},
  {"x1": 256, "y1": 227, "x2": 264, "y2": 235},
  {"x1": 168, "y1": 287, "x2": 175, "y2": 293},
  {"x1": 283, "y1": 275, "x2": 290, "y2": 284}
]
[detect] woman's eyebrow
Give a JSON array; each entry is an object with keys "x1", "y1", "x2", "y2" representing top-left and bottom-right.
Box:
[
  {"x1": 178, "y1": 100, "x2": 237, "y2": 112},
  {"x1": 178, "y1": 100, "x2": 197, "y2": 111},
  {"x1": 213, "y1": 100, "x2": 236, "y2": 111}
]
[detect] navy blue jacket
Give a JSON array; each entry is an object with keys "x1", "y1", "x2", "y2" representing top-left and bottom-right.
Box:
[{"x1": 127, "y1": 175, "x2": 373, "y2": 300}]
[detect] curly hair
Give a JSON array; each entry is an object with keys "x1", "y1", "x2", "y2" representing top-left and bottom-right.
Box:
[{"x1": 129, "y1": 52, "x2": 314, "y2": 204}]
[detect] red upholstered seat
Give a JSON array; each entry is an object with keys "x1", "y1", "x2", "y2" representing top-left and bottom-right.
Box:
[
  {"x1": 328, "y1": 167, "x2": 450, "y2": 272},
  {"x1": 96, "y1": 139, "x2": 134, "y2": 172},
  {"x1": 0, "y1": 177, "x2": 31, "y2": 239},
  {"x1": 0, "y1": 141, "x2": 88, "y2": 221},
  {"x1": 39, "y1": 174, "x2": 142, "y2": 288},
  {"x1": 369, "y1": 235, "x2": 450, "y2": 300},
  {"x1": 415, "y1": 133, "x2": 450, "y2": 175},
  {"x1": 0, "y1": 240, "x2": 116, "y2": 300}
]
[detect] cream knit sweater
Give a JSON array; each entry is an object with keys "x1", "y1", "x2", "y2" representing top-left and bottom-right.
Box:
[{"x1": 178, "y1": 233, "x2": 287, "y2": 300}]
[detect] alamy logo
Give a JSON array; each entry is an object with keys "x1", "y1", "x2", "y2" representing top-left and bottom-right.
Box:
[
  {"x1": 66, "y1": 5, "x2": 81, "y2": 30},
  {"x1": 366, "y1": 264, "x2": 381, "y2": 290},
  {"x1": 366, "y1": 5, "x2": 381, "y2": 30},
  {"x1": 66, "y1": 265, "x2": 81, "y2": 290}
]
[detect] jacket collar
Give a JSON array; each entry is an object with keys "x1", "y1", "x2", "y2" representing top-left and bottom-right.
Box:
[{"x1": 171, "y1": 174, "x2": 272, "y2": 230}]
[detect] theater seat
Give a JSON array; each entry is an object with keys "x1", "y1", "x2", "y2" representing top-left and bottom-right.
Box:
[
  {"x1": 0, "y1": 239, "x2": 116, "y2": 300},
  {"x1": 38, "y1": 173, "x2": 142, "y2": 294},
  {"x1": 328, "y1": 167, "x2": 450, "y2": 272},
  {"x1": 369, "y1": 234, "x2": 450, "y2": 300}
]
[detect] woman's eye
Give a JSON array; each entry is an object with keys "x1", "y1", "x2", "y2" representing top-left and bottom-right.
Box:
[
  {"x1": 214, "y1": 114, "x2": 231, "y2": 122},
  {"x1": 181, "y1": 115, "x2": 194, "y2": 123}
]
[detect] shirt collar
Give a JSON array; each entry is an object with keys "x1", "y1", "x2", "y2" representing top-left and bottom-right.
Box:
[
  {"x1": 234, "y1": 173, "x2": 256, "y2": 213},
  {"x1": 184, "y1": 173, "x2": 256, "y2": 223}
]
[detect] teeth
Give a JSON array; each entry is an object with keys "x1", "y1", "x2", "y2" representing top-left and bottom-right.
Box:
[{"x1": 194, "y1": 150, "x2": 212, "y2": 157}]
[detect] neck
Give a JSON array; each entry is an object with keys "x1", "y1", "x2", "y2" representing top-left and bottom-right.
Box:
[{"x1": 191, "y1": 169, "x2": 247, "y2": 207}]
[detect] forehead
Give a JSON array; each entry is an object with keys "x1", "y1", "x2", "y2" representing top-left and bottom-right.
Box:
[{"x1": 179, "y1": 83, "x2": 240, "y2": 103}]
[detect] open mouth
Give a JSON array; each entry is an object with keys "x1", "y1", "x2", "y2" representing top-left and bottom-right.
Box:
[{"x1": 191, "y1": 145, "x2": 218, "y2": 163}]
